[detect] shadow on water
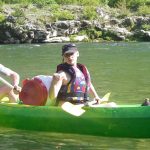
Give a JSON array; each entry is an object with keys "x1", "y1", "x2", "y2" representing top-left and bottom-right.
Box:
[{"x1": 0, "y1": 127, "x2": 150, "y2": 150}]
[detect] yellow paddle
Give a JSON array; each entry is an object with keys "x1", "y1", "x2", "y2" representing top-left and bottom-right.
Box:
[
  {"x1": 99, "y1": 92, "x2": 111, "y2": 103},
  {"x1": 61, "y1": 92, "x2": 111, "y2": 116},
  {"x1": 61, "y1": 102, "x2": 85, "y2": 117}
]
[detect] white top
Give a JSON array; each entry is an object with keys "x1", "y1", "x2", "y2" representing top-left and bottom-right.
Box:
[{"x1": 34, "y1": 75, "x2": 52, "y2": 92}]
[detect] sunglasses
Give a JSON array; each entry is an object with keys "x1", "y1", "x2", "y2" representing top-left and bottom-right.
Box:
[{"x1": 64, "y1": 53, "x2": 74, "y2": 57}]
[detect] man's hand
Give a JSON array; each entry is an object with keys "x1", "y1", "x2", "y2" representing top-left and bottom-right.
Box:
[
  {"x1": 53, "y1": 73, "x2": 62, "y2": 81},
  {"x1": 13, "y1": 85, "x2": 21, "y2": 94},
  {"x1": 94, "y1": 96, "x2": 108, "y2": 104}
]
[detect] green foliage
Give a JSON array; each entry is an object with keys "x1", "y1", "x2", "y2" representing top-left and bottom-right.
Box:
[
  {"x1": 0, "y1": 0, "x2": 56, "y2": 5},
  {"x1": 104, "y1": 36, "x2": 113, "y2": 41},
  {"x1": 102, "y1": 30, "x2": 119, "y2": 41},
  {"x1": 55, "y1": 0, "x2": 77, "y2": 4},
  {"x1": 32, "y1": 0, "x2": 56, "y2": 6},
  {"x1": 78, "y1": 30, "x2": 86, "y2": 36},
  {"x1": 141, "y1": 24, "x2": 150, "y2": 31},
  {"x1": 24, "y1": 0, "x2": 56, "y2": 8},
  {"x1": 138, "y1": 5, "x2": 150, "y2": 15},
  {"x1": 79, "y1": 28, "x2": 102, "y2": 40},
  {"x1": 86, "y1": 28, "x2": 102, "y2": 39},
  {"x1": 0, "y1": 0, "x2": 100, "y2": 6},
  {"x1": 16, "y1": 17, "x2": 26, "y2": 25},
  {"x1": 116, "y1": 0, "x2": 131, "y2": 18},
  {"x1": 50, "y1": 4, "x2": 60, "y2": 11},
  {"x1": 69, "y1": 35, "x2": 76, "y2": 42},
  {"x1": 129, "y1": 0, "x2": 149, "y2": 10},
  {"x1": 11, "y1": 8, "x2": 25, "y2": 17},
  {"x1": 108, "y1": 0, "x2": 118, "y2": 7},
  {"x1": 108, "y1": 0, "x2": 149, "y2": 9},
  {"x1": 77, "y1": 0, "x2": 99, "y2": 6},
  {"x1": 99, "y1": 0, "x2": 109, "y2": 5},
  {"x1": 0, "y1": 13, "x2": 5, "y2": 23},
  {"x1": 53, "y1": 9, "x2": 75, "y2": 21},
  {"x1": 0, "y1": 0, "x2": 149, "y2": 10},
  {"x1": 0, "y1": 2, "x2": 4, "y2": 13},
  {"x1": 10, "y1": 8, "x2": 26, "y2": 25},
  {"x1": 55, "y1": 0, "x2": 99, "y2": 5},
  {"x1": 0, "y1": 0, "x2": 5, "y2": 6},
  {"x1": 0, "y1": 0, "x2": 31, "y2": 4},
  {"x1": 82, "y1": 6, "x2": 98, "y2": 20}
]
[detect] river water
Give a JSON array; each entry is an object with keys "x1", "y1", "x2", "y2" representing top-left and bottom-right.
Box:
[{"x1": 0, "y1": 42, "x2": 150, "y2": 149}]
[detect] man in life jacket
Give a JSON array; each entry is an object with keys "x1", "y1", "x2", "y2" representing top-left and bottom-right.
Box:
[
  {"x1": 49, "y1": 43, "x2": 102, "y2": 105},
  {"x1": 0, "y1": 64, "x2": 21, "y2": 103}
]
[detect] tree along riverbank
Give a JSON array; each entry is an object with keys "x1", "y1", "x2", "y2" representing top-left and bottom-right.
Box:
[{"x1": 0, "y1": 4, "x2": 149, "y2": 44}]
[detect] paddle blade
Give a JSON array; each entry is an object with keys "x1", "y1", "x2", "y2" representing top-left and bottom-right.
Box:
[
  {"x1": 101, "y1": 92, "x2": 111, "y2": 102},
  {"x1": 61, "y1": 102, "x2": 85, "y2": 117}
]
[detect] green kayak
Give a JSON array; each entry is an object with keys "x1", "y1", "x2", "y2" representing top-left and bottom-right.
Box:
[{"x1": 0, "y1": 103, "x2": 149, "y2": 138}]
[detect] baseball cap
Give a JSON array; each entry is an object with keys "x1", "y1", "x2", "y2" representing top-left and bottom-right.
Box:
[{"x1": 62, "y1": 43, "x2": 78, "y2": 56}]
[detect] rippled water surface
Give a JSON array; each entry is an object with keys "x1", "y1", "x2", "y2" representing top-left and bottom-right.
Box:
[{"x1": 0, "y1": 128, "x2": 150, "y2": 150}]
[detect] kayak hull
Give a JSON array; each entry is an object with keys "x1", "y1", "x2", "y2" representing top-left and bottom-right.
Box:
[{"x1": 0, "y1": 103, "x2": 150, "y2": 138}]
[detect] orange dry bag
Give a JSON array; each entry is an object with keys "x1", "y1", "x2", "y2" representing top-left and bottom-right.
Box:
[{"x1": 19, "y1": 78, "x2": 48, "y2": 106}]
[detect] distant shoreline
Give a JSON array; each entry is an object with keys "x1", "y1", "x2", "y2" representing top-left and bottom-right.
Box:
[{"x1": 0, "y1": 3, "x2": 149, "y2": 44}]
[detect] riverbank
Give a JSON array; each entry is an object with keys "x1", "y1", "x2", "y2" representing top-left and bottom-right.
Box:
[{"x1": 0, "y1": 4, "x2": 149, "y2": 44}]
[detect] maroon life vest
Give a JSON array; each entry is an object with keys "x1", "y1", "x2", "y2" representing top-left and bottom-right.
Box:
[{"x1": 56, "y1": 63, "x2": 90, "y2": 104}]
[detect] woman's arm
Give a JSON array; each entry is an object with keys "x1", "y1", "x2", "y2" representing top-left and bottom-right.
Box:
[
  {"x1": 49, "y1": 71, "x2": 67, "y2": 105},
  {"x1": 89, "y1": 83, "x2": 101, "y2": 102}
]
